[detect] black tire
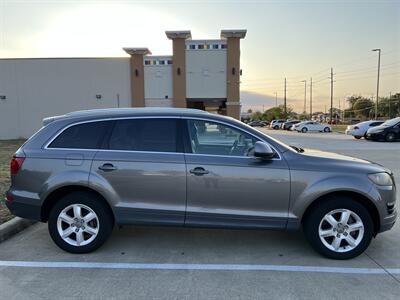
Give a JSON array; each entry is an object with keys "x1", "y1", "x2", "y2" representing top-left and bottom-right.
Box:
[
  {"x1": 364, "y1": 133, "x2": 369, "y2": 140},
  {"x1": 301, "y1": 127, "x2": 308, "y2": 133},
  {"x1": 324, "y1": 127, "x2": 331, "y2": 133},
  {"x1": 354, "y1": 136, "x2": 362, "y2": 139},
  {"x1": 385, "y1": 133, "x2": 395, "y2": 142},
  {"x1": 303, "y1": 197, "x2": 374, "y2": 259},
  {"x1": 48, "y1": 191, "x2": 114, "y2": 253},
  {"x1": 273, "y1": 125, "x2": 279, "y2": 130}
]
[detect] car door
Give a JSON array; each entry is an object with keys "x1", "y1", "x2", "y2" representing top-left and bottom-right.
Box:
[
  {"x1": 90, "y1": 117, "x2": 187, "y2": 225},
  {"x1": 183, "y1": 118, "x2": 291, "y2": 229}
]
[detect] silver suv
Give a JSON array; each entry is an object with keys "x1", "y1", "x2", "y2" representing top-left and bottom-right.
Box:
[{"x1": 6, "y1": 108, "x2": 396, "y2": 259}]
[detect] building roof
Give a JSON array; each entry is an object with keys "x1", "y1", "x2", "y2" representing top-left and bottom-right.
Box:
[
  {"x1": 220, "y1": 29, "x2": 247, "y2": 39},
  {"x1": 123, "y1": 48, "x2": 152, "y2": 55},
  {"x1": 165, "y1": 31, "x2": 192, "y2": 40}
]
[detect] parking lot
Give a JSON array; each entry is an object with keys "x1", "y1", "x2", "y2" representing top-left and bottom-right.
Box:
[{"x1": 0, "y1": 130, "x2": 399, "y2": 299}]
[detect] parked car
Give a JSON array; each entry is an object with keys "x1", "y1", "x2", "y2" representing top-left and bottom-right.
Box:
[
  {"x1": 270, "y1": 119, "x2": 285, "y2": 129},
  {"x1": 294, "y1": 121, "x2": 331, "y2": 133},
  {"x1": 345, "y1": 120, "x2": 384, "y2": 139},
  {"x1": 248, "y1": 120, "x2": 267, "y2": 127},
  {"x1": 366, "y1": 117, "x2": 400, "y2": 142},
  {"x1": 281, "y1": 120, "x2": 300, "y2": 130},
  {"x1": 6, "y1": 108, "x2": 396, "y2": 259}
]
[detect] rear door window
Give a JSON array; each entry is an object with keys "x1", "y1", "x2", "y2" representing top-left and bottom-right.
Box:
[
  {"x1": 48, "y1": 121, "x2": 111, "y2": 149},
  {"x1": 108, "y1": 118, "x2": 179, "y2": 152}
]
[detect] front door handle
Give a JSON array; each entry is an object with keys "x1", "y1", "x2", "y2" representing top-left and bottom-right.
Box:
[
  {"x1": 98, "y1": 163, "x2": 117, "y2": 172},
  {"x1": 189, "y1": 167, "x2": 209, "y2": 176}
]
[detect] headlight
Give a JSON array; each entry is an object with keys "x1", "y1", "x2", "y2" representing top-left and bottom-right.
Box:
[{"x1": 368, "y1": 172, "x2": 393, "y2": 186}]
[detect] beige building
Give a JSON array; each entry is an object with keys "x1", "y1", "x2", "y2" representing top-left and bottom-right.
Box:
[{"x1": 0, "y1": 30, "x2": 246, "y2": 139}]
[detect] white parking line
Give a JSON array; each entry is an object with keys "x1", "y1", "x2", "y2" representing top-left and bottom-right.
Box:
[{"x1": 0, "y1": 261, "x2": 399, "y2": 274}]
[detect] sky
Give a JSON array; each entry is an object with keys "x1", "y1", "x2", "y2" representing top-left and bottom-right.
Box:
[{"x1": 0, "y1": 0, "x2": 399, "y2": 113}]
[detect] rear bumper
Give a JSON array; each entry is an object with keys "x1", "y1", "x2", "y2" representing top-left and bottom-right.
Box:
[{"x1": 5, "y1": 191, "x2": 42, "y2": 221}]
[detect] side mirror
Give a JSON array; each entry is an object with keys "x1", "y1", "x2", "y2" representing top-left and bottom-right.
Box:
[{"x1": 254, "y1": 141, "x2": 275, "y2": 159}]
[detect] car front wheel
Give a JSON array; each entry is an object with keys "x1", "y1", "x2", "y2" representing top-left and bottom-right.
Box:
[
  {"x1": 48, "y1": 191, "x2": 114, "y2": 253},
  {"x1": 385, "y1": 133, "x2": 395, "y2": 142},
  {"x1": 303, "y1": 197, "x2": 373, "y2": 259}
]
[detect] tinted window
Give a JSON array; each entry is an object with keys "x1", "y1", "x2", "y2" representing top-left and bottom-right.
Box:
[
  {"x1": 187, "y1": 120, "x2": 259, "y2": 157},
  {"x1": 48, "y1": 121, "x2": 110, "y2": 149},
  {"x1": 108, "y1": 119, "x2": 178, "y2": 152}
]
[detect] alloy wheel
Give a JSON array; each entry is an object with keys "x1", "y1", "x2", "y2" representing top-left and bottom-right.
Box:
[
  {"x1": 318, "y1": 208, "x2": 364, "y2": 253},
  {"x1": 57, "y1": 204, "x2": 100, "y2": 246}
]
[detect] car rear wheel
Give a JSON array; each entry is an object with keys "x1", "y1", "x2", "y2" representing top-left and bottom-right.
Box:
[
  {"x1": 303, "y1": 197, "x2": 373, "y2": 259},
  {"x1": 48, "y1": 191, "x2": 114, "y2": 253},
  {"x1": 324, "y1": 127, "x2": 331, "y2": 133},
  {"x1": 385, "y1": 133, "x2": 395, "y2": 142},
  {"x1": 301, "y1": 127, "x2": 308, "y2": 133},
  {"x1": 364, "y1": 133, "x2": 369, "y2": 140}
]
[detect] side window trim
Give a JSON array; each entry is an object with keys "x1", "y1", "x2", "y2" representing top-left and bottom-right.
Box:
[{"x1": 44, "y1": 116, "x2": 183, "y2": 153}]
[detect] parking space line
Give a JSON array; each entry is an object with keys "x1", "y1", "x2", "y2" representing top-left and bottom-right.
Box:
[{"x1": 0, "y1": 260, "x2": 399, "y2": 274}]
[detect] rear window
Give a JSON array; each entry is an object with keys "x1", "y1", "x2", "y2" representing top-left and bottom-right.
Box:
[
  {"x1": 108, "y1": 119, "x2": 178, "y2": 152},
  {"x1": 48, "y1": 121, "x2": 110, "y2": 149}
]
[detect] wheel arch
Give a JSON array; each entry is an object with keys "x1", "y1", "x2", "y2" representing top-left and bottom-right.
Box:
[
  {"x1": 40, "y1": 185, "x2": 115, "y2": 223},
  {"x1": 301, "y1": 191, "x2": 380, "y2": 235}
]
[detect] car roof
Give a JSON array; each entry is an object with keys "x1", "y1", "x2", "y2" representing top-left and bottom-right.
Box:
[{"x1": 43, "y1": 108, "x2": 210, "y2": 125}]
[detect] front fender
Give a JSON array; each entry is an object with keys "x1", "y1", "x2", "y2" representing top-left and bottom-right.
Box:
[{"x1": 289, "y1": 170, "x2": 375, "y2": 219}]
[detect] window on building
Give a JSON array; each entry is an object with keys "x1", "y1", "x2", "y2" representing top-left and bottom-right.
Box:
[
  {"x1": 212, "y1": 44, "x2": 219, "y2": 49},
  {"x1": 187, "y1": 120, "x2": 259, "y2": 157},
  {"x1": 167, "y1": 60, "x2": 173, "y2": 65},
  {"x1": 220, "y1": 44, "x2": 227, "y2": 49},
  {"x1": 144, "y1": 60, "x2": 151, "y2": 65},
  {"x1": 48, "y1": 121, "x2": 111, "y2": 149},
  {"x1": 198, "y1": 44, "x2": 204, "y2": 50},
  {"x1": 108, "y1": 119, "x2": 178, "y2": 152},
  {"x1": 159, "y1": 60, "x2": 165, "y2": 65},
  {"x1": 189, "y1": 44, "x2": 196, "y2": 50}
]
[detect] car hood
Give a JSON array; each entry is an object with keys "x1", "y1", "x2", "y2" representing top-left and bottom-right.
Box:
[
  {"x1": 286, "y1": 148, "x2": 390, "y2": 174},
  {"x1": 367, "y1": 125, "x2": 388, "y2": 133}
]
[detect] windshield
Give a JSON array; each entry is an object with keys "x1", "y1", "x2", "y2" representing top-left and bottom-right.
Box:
[{"x1": 382, "y1": 117, "x2": 400, "y2": 127}]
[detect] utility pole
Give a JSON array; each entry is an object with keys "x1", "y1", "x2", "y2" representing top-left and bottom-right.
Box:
[
  {"x1": 309, "y1": 77, "x2": 313, "y2": 120},
  {"x1": 389, "y1": 92, "x2": 392, "y2": 118},
  {"x1": 275, "y1": 92, "x2": 278, "y2": 107},
  {"x1": 372, "y1": 49, "x2": 381, "y2": 119},
  {"x1": 301, "y1": 80, "x2": 307, "y2": 116},
  {"x1": 330, "y1": 67, "x2": 334, "y2": 124},
  {"x1": 284, "y1": 78, "x2": 287, "y2": 116}
]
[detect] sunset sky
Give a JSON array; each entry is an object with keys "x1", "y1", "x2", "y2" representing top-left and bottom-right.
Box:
[{"x1": 1, "y1": 0, "x2": 399, "y2": 113}]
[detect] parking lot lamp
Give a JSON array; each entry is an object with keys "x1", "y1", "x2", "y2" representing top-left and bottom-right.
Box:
[{"x1": 372, "y1": 49, "x2": 381, "y2": 119}]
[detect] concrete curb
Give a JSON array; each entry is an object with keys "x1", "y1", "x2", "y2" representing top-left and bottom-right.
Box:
[{"x1": 0, "y1": 217, "x2": 36, "y2": 243}]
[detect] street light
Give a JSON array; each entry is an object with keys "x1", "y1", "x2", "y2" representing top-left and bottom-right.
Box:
[{"x1": 372, "y1": 48, "x2": 381, "y2": 119}]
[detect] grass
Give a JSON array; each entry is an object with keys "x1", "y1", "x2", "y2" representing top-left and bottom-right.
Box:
[
  {"x1": 331, "y1": 125, "x2": 348, "y2": 133},
  {"x1": 0, "y1": 139, "x2": 26, "y2": 224}
]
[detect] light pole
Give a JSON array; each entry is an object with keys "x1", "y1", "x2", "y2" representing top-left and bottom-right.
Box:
[
  {"x1": 372, "y1": 48, "x2": 381, "y2": 119},
  {"x1": 301, "y1": 80, "x2": 307, "y2": 116},
  {"x1": 275, "y1": 92, "x2": 278, "y2": 107}
]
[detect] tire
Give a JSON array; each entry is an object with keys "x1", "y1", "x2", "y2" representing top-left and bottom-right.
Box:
[
  {"x1": 354, "y1": 136, "x2": 361, "y2": 139},
  {"x1": 303, "y1": 197, "x2": 373, "y2": 259},
  {"x1": 48, "y1": 191, "x2": 114, "y2": 253},
  {"x1": 273, "y1": 125, "x2": 279, "y2": 130},
  {"x1": 324, "y1": 127, "x2": 331, "y2": 133},
  {"x1": 385, "y1": 133, "x2": 395, "y2": 142},
  {"x1": 301, "y1": 127, "x2": 308, "y2": 133},
  {"x1": 364, "y1": 133, "x2": 369, "y2": 140}
]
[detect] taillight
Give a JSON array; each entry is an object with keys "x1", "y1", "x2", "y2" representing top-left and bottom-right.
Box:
[
  {"x1": 10, "y1": 156, "x2": 25, "y2": 175},
  {"x1": 354, "y1": 126, "x2": 359, "y2": 130}
]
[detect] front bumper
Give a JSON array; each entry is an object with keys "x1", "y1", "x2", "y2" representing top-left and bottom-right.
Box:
[{"x1": 366, "y1": 132, "x2": 385, "y2": 140}]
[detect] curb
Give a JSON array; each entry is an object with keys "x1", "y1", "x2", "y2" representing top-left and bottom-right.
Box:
[{"x1": 0, "y1": 217, "x2": 36, "y2": 243}]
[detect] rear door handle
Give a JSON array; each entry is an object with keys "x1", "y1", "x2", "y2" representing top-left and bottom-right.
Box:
[
  {"x1": 98, "y1": 163, "x2": 117, "y2": 172},
  {"x1": 189, "y1": 167, "x2": 209, "y2": 176}
]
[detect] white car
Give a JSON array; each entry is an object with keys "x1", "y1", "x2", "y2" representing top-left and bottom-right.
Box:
[
  {"x1": 345, "y1": 120, "x2": 384, "y2": 139},
  {"x1": 294, "y1": 121, "x2": 331, "y2": 133},
  {"x1": 270, "y1": 119, "x2": 285, "y2": 129}
]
